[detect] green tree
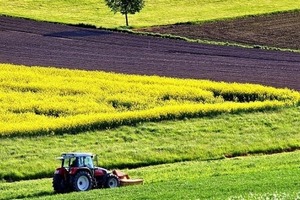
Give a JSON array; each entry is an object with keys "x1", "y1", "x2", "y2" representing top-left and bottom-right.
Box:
[{"x1": 105, "y1": 0, "x2": 145, "y2": 27}]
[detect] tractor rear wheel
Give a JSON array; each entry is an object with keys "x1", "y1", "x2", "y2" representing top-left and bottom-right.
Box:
[
  {"x1": 53, "y1": 174, "x2": 68, "y2": 193},
  {"x1": 104, "y1": 174, "x2": 120, "y2": 188},
  {"x1": 72, "y1": 171, "x2": 93, "y2": 192}
]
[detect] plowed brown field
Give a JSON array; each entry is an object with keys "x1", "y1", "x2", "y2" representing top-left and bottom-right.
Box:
[
  {"x1": 0, "y1": 15, "x2": 299, "y2": 91},
  {"x1": 140, "y1": 11, "x2": 300, "y2": 50}
]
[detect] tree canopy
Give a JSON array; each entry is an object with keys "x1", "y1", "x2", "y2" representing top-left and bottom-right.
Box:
[{"x1": 105, "y1": 0, "x2": 145, "y2": 26}]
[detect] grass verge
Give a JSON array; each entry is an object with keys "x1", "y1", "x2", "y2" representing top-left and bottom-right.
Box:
[
  {"x1": 1, "y1": 151, "x2": 300, "y2": 199},
  {"x1": 129, "y1": 28, "x2": 300, "y2": 53}
]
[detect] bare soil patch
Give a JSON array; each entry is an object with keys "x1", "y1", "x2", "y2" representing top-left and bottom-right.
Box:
[
  {"x1": 0, "y1": 15, "x2": 300, "y2": 91},
  {"x1": 139, "y1": 11, "x2": 300, "y2": 50}
]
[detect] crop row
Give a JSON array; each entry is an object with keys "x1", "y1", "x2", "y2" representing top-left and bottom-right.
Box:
[{"x1": 0, "y1": 64, "x2": 299, "y2": 137}]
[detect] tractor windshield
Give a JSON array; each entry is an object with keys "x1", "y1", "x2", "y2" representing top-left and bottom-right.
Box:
[
  {"x1": 62, "y1": 156, "x2": 94, "y2": 168},
  {"x1": 61, "y1": 157, "x2": 79, "y2": 168},
  {"x1": 62, "y1": 158, "x2": 72, "y2": 168}
]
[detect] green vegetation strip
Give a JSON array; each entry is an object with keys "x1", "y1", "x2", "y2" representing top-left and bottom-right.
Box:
[
  {"x1": 130, "y1": 27, "x2": 300, "y2": 53},
  {"x1": 1, "y1": 64, "x2": 299, "y2": 137},
  {"x1": 1, "y1": 0, "x2": 300, "y2": 28},
  {"x1": 1, "y1": 151, "x2": 300, "y2": 199},
  {"x1": 0, "y1": 106, "x2": 299, "y2": 181}
]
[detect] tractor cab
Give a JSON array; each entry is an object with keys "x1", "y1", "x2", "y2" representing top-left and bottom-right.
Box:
[{"x1": 60, "y1": 153, "x2": 95, "y2": 169}]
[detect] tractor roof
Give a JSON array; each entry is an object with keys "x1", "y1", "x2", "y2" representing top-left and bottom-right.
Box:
[{"x1": 58, "y1": 152, "x2": 94, "y2": 159}]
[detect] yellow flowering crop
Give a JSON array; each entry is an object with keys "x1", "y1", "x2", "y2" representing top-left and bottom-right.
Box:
[{"x1": 0, "y1": 63, "x2": 299, "y2": 136}]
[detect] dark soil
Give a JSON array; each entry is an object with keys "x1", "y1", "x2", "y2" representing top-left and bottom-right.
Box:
[
  {"x1": 0, "y1": 15, "x2": 299, "y2": 91},
  {"x1": 139, "y1": 11, "x2": 300, "y2": 50}
]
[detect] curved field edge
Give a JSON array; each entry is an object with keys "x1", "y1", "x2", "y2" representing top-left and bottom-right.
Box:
[
  {"x1": 130, "y1": 30, "x2": 300, "y2": 54},
  {"x1": 1, "y1": 151, "x2": 300, "y2": 200},
  {"x1": 135, "y1": 9, "x2": 300, "y2": 52},
  {"x1": 1, "y1": 0, "x2": 300, "y2": 28},
  {"x1": 0, "y1": 106, "x2": 299, "y2": 181},
  {"x1": 0, "y1": 64, "x2": 299, "y2": 137}
]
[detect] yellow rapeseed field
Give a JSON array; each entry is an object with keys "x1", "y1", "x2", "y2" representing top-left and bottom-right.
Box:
[{"x1": 0, "y1": 63, "x2": 299, "y2": 136}]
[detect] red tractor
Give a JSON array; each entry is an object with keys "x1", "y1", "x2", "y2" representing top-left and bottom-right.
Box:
[{"x1": 53, "y1": 152, "x2": 122, "y2": 193}]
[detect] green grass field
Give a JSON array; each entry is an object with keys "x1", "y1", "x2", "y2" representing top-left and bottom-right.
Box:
[
  {"x1": 1, "y1": 0, "x2": 300, "y2": 27},
  {"x1": 1, "y1": 151, "x2": 300, "y2": 200},
  {"x1": 1, "y1": 105, "x2": 299, "y2": 181}
]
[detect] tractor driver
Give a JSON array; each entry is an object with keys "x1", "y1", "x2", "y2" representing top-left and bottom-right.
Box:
[{"x1": 70, "y1": 158, "x2": 79, "y2": 167}]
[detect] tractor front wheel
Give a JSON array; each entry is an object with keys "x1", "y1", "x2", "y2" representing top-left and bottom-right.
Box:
[
  {"x1": 72, "y1": 171, "x2": 93, "y2": 192},
  {"x1": 104, "y1": 174, "x2": 120, "y2": 188},
  {"x1": 53, "y1": 174, "x2": 68, "y2": 193}
]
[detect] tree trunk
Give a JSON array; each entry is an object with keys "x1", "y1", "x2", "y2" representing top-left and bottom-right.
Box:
[{"x1": 125, "y1": 13, "x2": 129, "y2": 26}]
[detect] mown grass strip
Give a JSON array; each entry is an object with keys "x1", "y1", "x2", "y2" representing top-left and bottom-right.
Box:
[{"x1": 1, "y1": 151, "x2": 300, "y2": 200}]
